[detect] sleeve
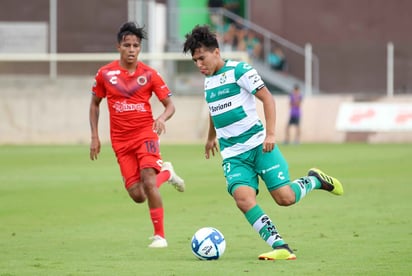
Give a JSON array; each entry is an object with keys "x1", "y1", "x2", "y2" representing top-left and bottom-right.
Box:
[
  {"x1": 92, "y1": 69, "x2": 106, "y2": 98},
  {"x1": 235, "y1": 62, "x2": 265, "y2": 95},
  {"x1": 152, "y1": 70, "x2": 172, "y2": 101}
]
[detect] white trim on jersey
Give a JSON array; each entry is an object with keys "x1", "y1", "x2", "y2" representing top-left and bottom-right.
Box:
[{"x1": 221, "y1": 131, "x2": 265, "y2": 159}]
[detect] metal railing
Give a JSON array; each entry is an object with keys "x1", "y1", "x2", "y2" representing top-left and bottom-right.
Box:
[{"x1": 203, "y1": 8, "x2": 319, "y2": 93}]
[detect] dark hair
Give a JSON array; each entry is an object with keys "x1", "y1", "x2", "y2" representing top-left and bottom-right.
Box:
[
  {"x1": 117, "y1": 22, "x2": 147, "y2": 43},
  {"x1": 183, "y1": 25, "x2": 219, "y2": 56}
]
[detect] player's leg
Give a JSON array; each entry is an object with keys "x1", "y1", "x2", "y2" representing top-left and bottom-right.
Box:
[
  {"x1": 224, "y1": 152, "x2": 295, "y2": 260},
  {"x1": 261, "y1": 145, "x2": 343, "y2": 205},
  {"x1": 137, "y1": 137, "x2": 169, "y2": 248},
  {"x1": 294, "y1": 117, "x2": 301, "y2": 144},
  {"x1": 232, "y1": 186, "x2": 296, "y2": 261},
  {"x1": 159, "y1": 161, "x2": 185, "y2": 192},
  {"x1": 140, "y1": 166, "x2": 168, "y2": 248},
  {"x1": 284, "y1": 120, "x2": 291, "y2": 144},
  {"x1": 117, "y1": 150, "x2": 147, "y2": 203}
]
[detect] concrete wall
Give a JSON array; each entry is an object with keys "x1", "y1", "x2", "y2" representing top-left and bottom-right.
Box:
[
  {"x1": 250, "y1": 0, "x2": 412, "y2": 94},
  {"x1": 1, "y1": 77, "x2": 411, "y2": 145}
]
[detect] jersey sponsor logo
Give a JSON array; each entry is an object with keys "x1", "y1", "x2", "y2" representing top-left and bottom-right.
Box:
[
  {"x1": 137, "y1": 76, "x2": 147, "y2": 86},
  {"x1": 107, "y1": 70, "x2": 121, "y2": 76},
  {"x1": 218, "y1": 88, "x2": 230, "y2": 96},
  {"x1": 112, "y1": 101, "x2": 147, "y2": 113},
  {"x1": 261, "y1": 164, "x2": 280, "y2": 174},
  {"x1": 209, "y1": 88, "x2": 230, "y2": 100},
  {"x1": 227, "y1": 173, "x2": 241, "y2": 181},
  {"x1": 209, "y1": 101, "x2": 232, "y2": 113}
]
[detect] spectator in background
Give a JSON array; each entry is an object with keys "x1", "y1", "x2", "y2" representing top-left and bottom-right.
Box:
[
  {"x1": 223, "y1": 0, "x2": 241, "y2": 20},
  {"x1": 237, "y1": 28, "x2": 262, "y2": 60},
  {"x1": 208, "y1": 0, "x2": 224, "y2": 27},
  {"x1": 284, "y1": 84, "x2": 303, "y2": 144},
  {"x1": 268, "y1": 45, "x2": 286, "y2": 71},
  {"x1": 220, "y1": 23, "x2": 241, "y2": 51}
]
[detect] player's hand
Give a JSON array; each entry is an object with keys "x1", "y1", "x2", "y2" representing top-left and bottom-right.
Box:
[
  {"x1": 262, "y1": 134, "x2": 276, "y2": 152},
  {"x1": 205, "y1": 139, "x2": 219, "y2": 159},
  {"x1": 153, "y1": 118, "x2": 166, "y2": 135},
  {"x1": 90, "y1": 137, "x2": 101, "y2": 160}
]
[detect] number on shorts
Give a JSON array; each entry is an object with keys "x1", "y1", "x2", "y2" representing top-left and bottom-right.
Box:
[{"x1": 144, "y1": 140, "x2": 158, "y2": 153}]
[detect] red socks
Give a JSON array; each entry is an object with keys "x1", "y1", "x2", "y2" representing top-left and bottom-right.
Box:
[
  {"x1": 149, "y1": 207, "x2": 165, "y2": 238},
  {"x1": 151, "y1": 170, "x2": 169, "y2": 237},
  {"x1": 156, "y1": 170, "x2": 170, "y2": 188}
]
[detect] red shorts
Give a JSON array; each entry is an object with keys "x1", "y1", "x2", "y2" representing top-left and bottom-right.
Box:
[{"x1": 112, "y1": 130, "x2": 163, "y2": 189}]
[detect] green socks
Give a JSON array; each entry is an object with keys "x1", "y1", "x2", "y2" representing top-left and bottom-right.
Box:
[
  {"x1": 289, "y1": 176, "x2": 320, "y2": 203},
  {"x1": 244, "y1": 177, "x2": 322, "y2": 249},
  {"x1": 245, "y1": 205, "x2": 285, "y2": 248}
]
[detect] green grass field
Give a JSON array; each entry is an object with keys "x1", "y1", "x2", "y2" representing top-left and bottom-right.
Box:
[{"x1": 0, "y1": 143, "x2": 411, "y2": 275}]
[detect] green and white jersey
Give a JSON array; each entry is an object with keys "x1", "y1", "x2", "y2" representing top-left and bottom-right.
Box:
[{"x1": 205, "y1": 60, "x2": 266, "y2": 159}]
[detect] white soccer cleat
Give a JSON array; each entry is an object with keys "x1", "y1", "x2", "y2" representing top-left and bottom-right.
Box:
[
  {"x1": 161, "y1": 161, "x2": 185, "y2": 192},
  {"x1": 148, "y1": 235, "x2": 168, "y2": 248}
]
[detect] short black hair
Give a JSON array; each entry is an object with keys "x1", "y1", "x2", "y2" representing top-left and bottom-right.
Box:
[
  {"x1": 183, "y1": 25, "x2": 219, "y2": 56},
  {"x1": 117, "y1": 22, "x2": 147, "y2": 43}
]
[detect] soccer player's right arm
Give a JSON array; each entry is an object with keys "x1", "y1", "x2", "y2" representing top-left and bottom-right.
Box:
[
  {"x1": 89, "y1": 94, "x2": 102, "y2": 160},
  {"x1": 205, "y1": 115, "x2": 218, "y2": 159},
  {"x1": 89, "y1": 70, "x2": 106, "y2": 160}
]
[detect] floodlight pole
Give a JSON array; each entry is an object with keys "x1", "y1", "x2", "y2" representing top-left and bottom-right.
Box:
[
  {"x1": 305, "y1": 43, "x2": 312, "y2": 96},
  {"x1": 387, "y1": 42, "x2": 394, "y2": 97},
  {"x1": 49, "y1": 0, "x2": 57, "y2": 79}
]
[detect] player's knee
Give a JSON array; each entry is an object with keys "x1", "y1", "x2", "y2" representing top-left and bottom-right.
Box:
[
  {"x1": 276, "y1": 197, "x2": 295, "y2": 206},
  {"x1": 272, "y1": 191, "x2": 296, "y2": 206},
  {"x1": 127, "y1": 183, "x2": 146, "y2": 203},
  {"x1": 235, "y1": 198, "x2": 256, "y2": 213},
  {"x1": 129, "y1": 193, "x2": 146, "y2": 203}
]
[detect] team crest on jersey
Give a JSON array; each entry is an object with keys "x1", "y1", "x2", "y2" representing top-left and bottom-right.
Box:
[
  {"x1": 219, "y1": 73, "x2": 227, "y2": 84},
  {"x1": 137, "y1": 76, "x2": 147, "y2": 86}
]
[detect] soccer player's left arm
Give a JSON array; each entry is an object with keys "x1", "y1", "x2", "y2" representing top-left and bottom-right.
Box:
[{"x1": 154, "y1": 97, "x2": 176, "y2": 135}]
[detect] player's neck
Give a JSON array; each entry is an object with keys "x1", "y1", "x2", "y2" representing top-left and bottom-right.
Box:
[{"x1": 119, "y1": 60, "x2": 138, "y2": 74}]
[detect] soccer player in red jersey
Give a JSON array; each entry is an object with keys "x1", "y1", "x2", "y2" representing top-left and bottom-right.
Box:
[{"x1": 89, "y1": 22, "x2": 185, "y2": 248}]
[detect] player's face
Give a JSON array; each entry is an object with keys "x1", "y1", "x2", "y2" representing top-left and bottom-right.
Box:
[
  {"x1": 191, "y1": 47, "x2": 223, "y2": 76},
  {"x1": 117, "y1": 35, "x2": 141, "y2": 65}
]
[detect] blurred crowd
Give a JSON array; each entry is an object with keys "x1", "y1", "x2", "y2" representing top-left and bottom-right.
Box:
[{"x1": 207, "y1": 0, "x2": 287, "y2": 72}]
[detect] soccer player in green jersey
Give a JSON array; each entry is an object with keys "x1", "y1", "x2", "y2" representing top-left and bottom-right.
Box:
[{"x1": 183, "y1": 25, "x2": 344, "y2": 260}]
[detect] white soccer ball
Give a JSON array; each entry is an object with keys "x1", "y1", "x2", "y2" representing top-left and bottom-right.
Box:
[{"x1": 191, "y1": 227, "x2": 226, "y2": 260}]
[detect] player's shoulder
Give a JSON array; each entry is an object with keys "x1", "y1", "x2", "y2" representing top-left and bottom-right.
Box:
[
  {"x1": 226, "y1": 59, "x2": 254, "y2": 72},
  {"x1": 137, "y1": 61, "x2": 157, "y2": 72},
  {"x1": 224, "y1": 59, "x2": 248, "y2": 67},
  {"x1": 100, "y1": 60, "x2": 119, "y2": 70},
  {"x1": 224, "y1": 60, "x2": 255, "y2": 80},
  {"x1": 96, "y1": 60, "x2": 120, "y2": 75}
]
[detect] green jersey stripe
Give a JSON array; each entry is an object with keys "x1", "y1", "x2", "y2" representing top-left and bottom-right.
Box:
[
  {"x1": 218, "y1": 123, "x2": 264, "y2": 151},
  {"x1": 212, "y1": 106, "x2": 247, "y2": 129}
]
